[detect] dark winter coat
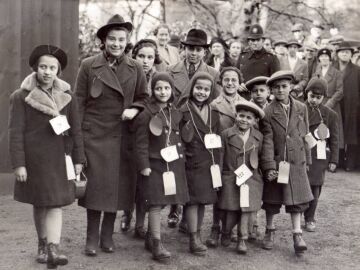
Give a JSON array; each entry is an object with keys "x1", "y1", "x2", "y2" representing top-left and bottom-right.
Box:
[
  {"x1": 260, "y1": 97, "x2": 314, "y2": 205},
  {"x1": 180, "y1": 102, "x2": 221, "y2": 205},
  {"x1": 306, "y1": 103, "x2": 339, "y2": 186},
  {"x1": 133, "y1": 101, "x2": 189, "y2": 206},
  {"x1": 75, "y1": 53, "x2": 148, "y2": 212},
  {"x1": 217, "y1": 126, "x2": 265, "y2": 212},
  {"x1": 9, "y1": 73, "x2": 85, "y2": 207}
]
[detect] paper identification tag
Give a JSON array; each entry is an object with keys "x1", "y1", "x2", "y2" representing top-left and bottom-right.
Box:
[
  {"x1": 49, "y1": 115, "x2": 70, "y2": 135},
  {"x1": 160, "y1": 145, "x2": 179, "y2": 162},
  {"x1": 65, "y1": 155, "x2": 76, "y2": 180},
  {"x1": 163, "y1": 171, "x2": 176, "y2": 195},
  {"x1": 240, "y1": 184, "x2": 249, "y2": 208},
  {"x1": 317, "y1": 140, "x2": 327, "y2": 160},
  {"x1": 277, "y1": 161, "x2": 290, "y2": 184},
  {"x1": 204, "y1": 134, "x2": 222, "y2": 149},
  {"x1": 210, "y1": 164, "x2": 222, "y2": 188},
  {"x1": 235, "y1": 164, "x2": 253, "y2": 186},
  {"x1": 305, "y1": 132, "x2": 317, "y2": 149}
]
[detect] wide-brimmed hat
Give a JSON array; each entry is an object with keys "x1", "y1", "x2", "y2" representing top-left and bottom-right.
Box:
[
  {"x1": 273, "y1": 40, "x2": 287, "y2": 47},
  {"x1": 210, "y1": 37, "x2": 229, "y2": 49},
  {"x1": 336, "y1": 41, "x2": 354, "y2": 53},
  {"x1": 97, "y1": 14, "x2": 133, "y2": 40},
  {"x1": 266, "y1": 70, "x2": 295, "y2": 86},
  {"x1": 291, "y1": 23, "x2": 304, "y2": 32},
  {"x1": 317, "y1": 48, "x2": 332, "y2": 60},
  {"x1": 29, "y1": 44, "x2": 67, "y2": 70},
  {"x1": 305, "y1": 77, "x2": 327, "y2": 96},
  {"x1": 235, "y1": 100, "x2": 265, "y2": 119},
  {"x1": 247, "y1": 24, "x2": 264, "y2": 39},
  {"x1": 181, "y1": 29, "x2": 209, "y2": 47},
  {"x1": 245, "y1": 76, "x2": 269, "y2": 90},
  {"x1": 286, "y1": 39, "x2": 302, "y2": 48}
]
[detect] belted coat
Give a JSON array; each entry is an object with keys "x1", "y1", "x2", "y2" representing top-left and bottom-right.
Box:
[
  {"x1": 75, "y1": 52, "x2": 148, "y2": 212},
  {"x1": 260, "y1": 97, "x2": 314, "y2": 205}
]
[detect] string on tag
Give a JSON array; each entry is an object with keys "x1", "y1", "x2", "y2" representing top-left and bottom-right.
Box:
[
  {"x1": 281, "y1": 104, "x2": 290, "y2": 161},
  {"x1": 160, "y1": 106, "x2": 172, "y2": 147}
]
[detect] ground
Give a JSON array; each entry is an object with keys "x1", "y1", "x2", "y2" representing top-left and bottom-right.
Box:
[{"x1": 0, "y1": 170, "x2": 359, "y2": 270}]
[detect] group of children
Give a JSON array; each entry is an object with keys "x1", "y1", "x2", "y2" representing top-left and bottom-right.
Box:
[{"x1": 128, "y1": 66, "x2": 339, "y2": 261}]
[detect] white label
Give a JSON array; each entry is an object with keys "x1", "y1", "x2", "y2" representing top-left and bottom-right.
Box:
[
  {"x1": 160, "y1": 145, "x2": 179, "y2": 162},
  {"x1": 277, "y1": 161, "x2": 290, "y2": 184},
  {"x1": 240, "y1": 184, "x2": 249, "y2": 208},
  {"x1": 235, "y1": 164, "x2": 253, "y2": 186},
  {"x1": 305, "y1": 132, "x2": 317, "y2": 149},
  {"x1": 65, "y1": 155, "x2": 76, "y2": 180},
  {"x1": 204, "y1": 134, "x2": 222, "y2": 149},
  {"x1": 49, "y1": 115, "x2": 70, "y2": 135},
  {"x1": 210, "y1": 164, "x2": 222, "y2": 188},
  {"x1": 316, "y1": 140, "x2": 327, "y2": 160},
  {"x1": 163, "y1": 171, "x2": 176, "y2": 195}
]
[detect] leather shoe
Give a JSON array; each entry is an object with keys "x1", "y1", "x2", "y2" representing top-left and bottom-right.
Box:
[
  {"x1": 120, "y1": 212, "x2": 132, "y2": 232},
  {"x1": 100, "y1": 243, "x2": 114, "y2": 253},
  {"x1": 36, "y1": 238, "x2": 47, "y2": 264},
  {"x1": 293, "y1": 233, "x2": 307, "y2": 253},
  {"x1": 262, "y1": 228, "x2": 275, "y2": 250},
  {"x1": 220, "y1": 231, "x2": 231, "y2": 247},
  {"x1": 134, "y1": 226, "x2": 146, "y2": 239},
  {"x1": 167, "y1": 212, "x2": 180, "y2": 228},
  {"x1": 236, "y1": 239, "x2": 247, "y2": 254},
  {"x1": 205, "y1": 225, "x2": 220, "y2": 248},
  {"x1": 85, "y1": 247, "x2": 97, "y2": 257}
]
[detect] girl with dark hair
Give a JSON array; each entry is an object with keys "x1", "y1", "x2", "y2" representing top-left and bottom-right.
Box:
[{"x1": 206, "y1": 37, "x2": 235, "y2": 71}]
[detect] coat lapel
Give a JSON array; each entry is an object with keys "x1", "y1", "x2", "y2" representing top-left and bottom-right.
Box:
[
  {"x1": 227, "y1": 126, "x2": 260, "y2": 152},
  {"x1": 271, "y1": 101, "x2": 287, "y2": 130},
  {"x1": 211, "y1": 95, "x2": 236, "y2": 119},
  {"x1": 171, "y1": 61, "x2": 190, "y2": 96},
  {"x1": 288, "y1": 98, "x2": 304, "y2": 133}
]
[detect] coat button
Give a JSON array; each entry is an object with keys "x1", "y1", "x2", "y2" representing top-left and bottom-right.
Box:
[
  {"x1": 164, "y1": 129, "x2": 168, "y2": 134},
  {"x1": 175, "y1": 131, "x2": 179, "y2": 135},
  {"x1": 287, "y1": 135, "x2": 290, "y2": 139},
  {"x1": 177, "y1": 143, "x2": 182, "y2": 147},
  {"x1": 179, "y1": 154, "x2": 183, "y2": 158}
]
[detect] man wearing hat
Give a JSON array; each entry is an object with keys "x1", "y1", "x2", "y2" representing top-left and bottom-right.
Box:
[
  {"x1": 304, "y1": 46, "x2": 318, "y2": 79},
  {"x1": 236, "y1": 24, "x2": 280, "y2": 99},
  {"x1": 273, "y1": 40, "x2": 287, "y2": 57},
  {"x1": 260, "y1": 70, "x2": 314, "y2": 255},
  {"x1": 334, "y1": 41, "x2": 360, "y2": 171},
  {"x1": 291, "y1": 23, "x2": 306, "y2": 45},
  {"x1": 74, "y1": 14, "x2": 148, "y2": 256},
  {"x1": 304, "y1": 20, "x2": 324, "y2": 50},
  {"x1": 154, "y1": 24, "x2": 181, "y2": 66},
  {"x1": 303, "y1": 77, "x2": 339, "y2": 232},
  {"x1": 279, "y1": 40, "x2": 309, "y2": 100}
]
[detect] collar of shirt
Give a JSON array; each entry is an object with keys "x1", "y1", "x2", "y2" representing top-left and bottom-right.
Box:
[
  {"x1": 288, "y1": 56, "x2": 298, "y2": 70},
  {"x1": 238, "y1": 128, "x2": 250, "y2": 144}
]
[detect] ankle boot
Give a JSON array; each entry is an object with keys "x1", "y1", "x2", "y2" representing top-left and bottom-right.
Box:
[
  {"x1": 293, "y1": 232, "x2": 307, "y2": 254},
  {"x1": 205, "y1": 225, "x2": 220, "y2": 248},
  {"x1": 189, "y1": 232, "x2": 207, "y2": 256},
  {"x1": 220, "y1": 231, "x2": 231, "y2": 247},
  {"x1": 262, "y1": 228, "x2": 275, "y2": 250},
  {"x1": 248, "y1": 225, "x2": 258, "y2": 242},
  {"x1": 151, "y1": 238, "x2": 171, "y2": 261},
  {"x1": 100, "y1": 212, "x2": 116, "y2": 253},
  {"x1": 144, "y1": 231, "x2": 153, "y2": 252},
  {"x1": 236, "y1": 239, "x2": 247, "y2": 254},
  {"x1": 36, "y1": 237, "x2": 47, "y2": 264},
  {"x1": 85, "y1": 209, "x2": 100, "y2": 256},
  {"x1": 47, "y1": 243, "x2": 68, "y2": 269}
]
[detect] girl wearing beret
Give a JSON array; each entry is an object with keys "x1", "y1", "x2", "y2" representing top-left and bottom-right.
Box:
[
  {"x1": 9, "y1": 45, "x2": 85, "y2": 268},
  {"x1": 133, "y1": 72, "x2": 189, "y2": 262},
  {"x1": 217, "y1": 100, "x2": 265, "y2": 254},
  {"x1": 179, "y1": 72, "x2": 221, "y2": 255}
]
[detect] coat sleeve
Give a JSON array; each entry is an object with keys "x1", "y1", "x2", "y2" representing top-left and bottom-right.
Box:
[
  {"x1": 324, "y1": 70, "x2": 343, "y2": 109},
  {"x1": 8, "y1": 90, "x2": 26, "y2": 169},
  {"x1": 259, "y1": 110, "x2": 277, "y2": 171},
  {"x1": 295, "y1": 62, "x2": 309, "y2": 92},
  {"x1": 134, "y1": 111, "x2": 151, "y2": 171},
  {"x1": 131, "y1": 64, "x2": 149, "y2": 110},
  {"x1": 303, "y1": 105, "x2": 312, "y2": 165},
  {"x1": 74, "y1": 59, "x2": 90, "y2": 123},
  {"x1": 328, "y1": 110, "x2": 340, "y2": 164}
]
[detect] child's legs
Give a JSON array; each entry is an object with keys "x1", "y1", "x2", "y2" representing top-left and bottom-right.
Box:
[
  {"x1": 239, "y1": 212, "x2": 251, "y2": 239},
  {"x1": 224, "y1": 211, "x2": 238, "y2": 233},
  {"x1": 148, "y1": 206, "x2": 162, "y2": 239},
  {"x1": 304, "y1": 185, "x2": 322, "y2": 222},
  {"x1": 248, "y1": 211, "x2": 258, "y2": 231},
  {"x1": 262, "y1": 203, "x2": 281, "y2": 229},
  {"x1": 45, "y1": 207, "x2": 62, "y2": 244},
  {"x1": 197, "y1": 204, "x2": 205, "y2": 231},
  {"x1": 186, "y1": 204, "x2": 198, "y2": 233},
  {"x1": 286, "y1": 204, "x2": 309, "y2": 233},
  {"x1": 33, "y1": 206, "x2": 47, "y2": 239},
  {"x1": 135, "y1": 202, "x2": 147, "y2": 229}
]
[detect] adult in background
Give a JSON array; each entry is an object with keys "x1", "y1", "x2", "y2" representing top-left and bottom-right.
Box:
[
  {"x1": 279, "y1": 40, "x2": 309, "y2": 100},
  {"x1": 236, "y1": 24, "x2": 280, "y2": 99},
  {"x1": 263, "y1": 37, "x2": 273, "y2": 54},
  {"x1": 304, "y1": 46, "x2": 318, "y2": 79},
  {"x1": 154, "y1": 24, "x2": 181, "y2": 66},
  {"x1": 9, "y1": 45, "x2": 85, "y2": 268},
  {"x1": 273, "y1": 40, "x2": 287, "y2": 57},
  {"x1": 291, "y1": 23, "x2": 306, "y2": 46},
  {"x1": 334, "y1": 41, "x2": 360, "y2": 171},
  {"x1": 75, "y1": 14, "x2": 148, "y2": 256},
  {"x1": 229, "y1": 40, "x2": 242, "y2": 62},
  {"x1": 206, "y1": 37, "x2": 234, "y2": 71},
  {"x1": 304, "y1": 20, "x2": 324, "y2": 50}
]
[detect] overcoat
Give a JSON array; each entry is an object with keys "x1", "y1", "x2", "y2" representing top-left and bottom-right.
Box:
[
  {"x1": 217, "y1": 126, "x2": 264, "y2": 212},
  {"x1": 75, "y1": 53, "x2": 148, "y2": 212},
  {"x1": 133, "y1": 101, "x2": 189, "y2": 206},
  {"x1": 306, "y1": 103, "x2": 339, "y2": 186},
  {"x1": 313, "y1": 65, "x2": 344, "y2": 147},
  {"x1": 180, "y1": 101, "x2": 221, "y2": 205},
  {"x1": 260, "y1": 97, "x2": 314, "y2": 205},
  {"x1": 167, "y1": 60, "x2": 219, "y2": 104},
  {"x1": 158, "y1": 44, "x2": 181, "y2": 66},
  {"x1": 9, "y1": 73, "x2": 85, "y2": 207}
]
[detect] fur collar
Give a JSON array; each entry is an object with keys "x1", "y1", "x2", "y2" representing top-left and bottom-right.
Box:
[{"x1": 22, "y1": 73, "x2": 72, "y2": 117}]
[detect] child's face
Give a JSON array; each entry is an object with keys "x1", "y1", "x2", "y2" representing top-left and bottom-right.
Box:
[
  {"x1": 222, "y1": 70, "x2": 240, "y2": 96},
  {"x1": 251, "y1": 84, "x2": 269, "y2": 105},
  {"x1": 192, "y1": 79, "x2": 212, "y2": 103},
  {"x1": 307, "y1": 90, "x2": 324, "y2": 107},
  {"x1": 272, "y1": 79, "x2": 292, "y2": 104},
  {"x1": 153, "y1": 80, "x2": 172, "y2": 103},
  {"x1": 235, "y1": 110, "x2": 257, "y2": 131}
]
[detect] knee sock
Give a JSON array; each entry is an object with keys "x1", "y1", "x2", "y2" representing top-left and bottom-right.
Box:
[
  {"x1": 33, "y1": 206, "x2": 47, "y2": 239},
  {"x1": 265, "y1": 212, "x2": 275, "y2": 230},
  {"x1": 186, "y1": 205, "x2": 198, "y2": 233},
  {"x1": 291, "y1": 212, "x2": 302, "y2": 233},
  {"x1": 45, "y1": 207, "x2": 62, "y2": 244},
  {"x1": 239, "y1": 212, "x2": 250, "y2": 239},
  {"x1": 149, "y1": 206, "x2": 161, "y2": 239}
]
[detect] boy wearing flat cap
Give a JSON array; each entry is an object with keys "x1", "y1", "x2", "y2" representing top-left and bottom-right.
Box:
[
  {"x1": 303, "y1": 77, "x2": 339, "y2": 232},
  {"x1": 260, "y1": 70, "x2": 314, "y2": 255},
  {"x1": 246, "y1": 76, "x2": 270, "y2": 109}
]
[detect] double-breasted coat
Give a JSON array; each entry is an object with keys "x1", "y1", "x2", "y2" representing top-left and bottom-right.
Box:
[
  {"x1": 74, "y1": 53, "x2": 148, "y2": 212},
  {"x1": 306, "y1": 103, "x2": 339, "y2": 186},
  {"x1": 133, "y1": 101, "x2": 189, "y2": 206},
  {"x1": 217, "y1": 126, "x2": 265, "y2": 212},
  {"x1": 313, "y1": 65, "x2": 344, "y2": 147},
  {"x1": 260, "y1": 97, "x2": 314, "y2": 205},
  {"x1": 180, "y1": 101, "x2": 221, "y2": 205},
  {"x1": 9, "y1": 73, "x2": 85, "y2": 207}
]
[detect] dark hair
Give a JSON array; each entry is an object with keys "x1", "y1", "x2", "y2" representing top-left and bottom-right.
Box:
[
  {"x1": 189, "y1": 72, "x2": 215, "y2": 104},
  {"x1": 32, "y1": 55, "x2": 62, "y2": 76},
  {"x1": 99, "y1": 26, "x2": 129, "y2": 50},
  {"x1": 132, "y1": 39, "x2": 162, "y2": 65},
  {"x1": 153, "y1": 24, "x2": 171, "y2": 36},
  {"x1": 151, "y1": 72, "x2": 175, "y2": 103},
  {"x1": 219, "y1": 66, "x2": 244, "y2": 84}
]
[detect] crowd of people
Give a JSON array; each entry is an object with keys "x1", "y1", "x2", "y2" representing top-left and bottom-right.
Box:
[{"x1": 8, "y1": 13, "x2": 360, "y2": 269}]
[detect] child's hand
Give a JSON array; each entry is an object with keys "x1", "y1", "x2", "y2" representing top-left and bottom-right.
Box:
[
  {"x1": 122, "y1": 108, "x2": 140, "y2": 120},
  {"x1": 328, "y1": 163, "x2": 337, "y2": 173},
  {"x1": 265, "y1": 169, "x2": 278, "y2": 182},
  {"x1": 141, "y1": 168, "x2": 152, "y2": 176},
  {"x1": 14, "y1": 166, "x2": 27, "y2": 182}
]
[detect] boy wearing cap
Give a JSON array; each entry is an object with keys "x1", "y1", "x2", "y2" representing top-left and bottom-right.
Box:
[
  {"x1": 246, "y1": 76, "x2": 270, "y2": 109},
  {"x1": 304, "y1": 77, "x2": 339, "y2": 232},
  {"x1": 260, "y1": 70, "x2": 314, "y2": 255}
]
